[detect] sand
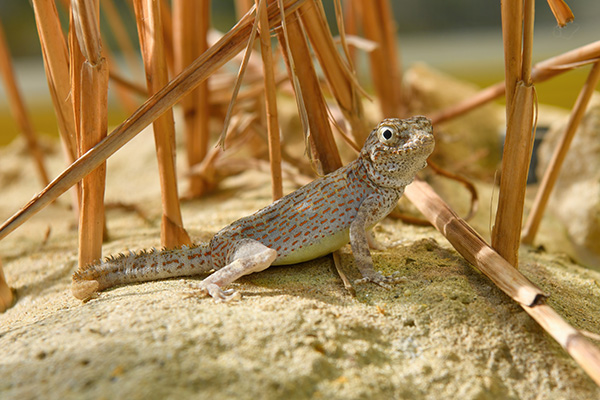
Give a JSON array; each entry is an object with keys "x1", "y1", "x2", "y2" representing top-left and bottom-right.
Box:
[{"x1": 1, "y1": 129, "x2": 599, "y2": 400}]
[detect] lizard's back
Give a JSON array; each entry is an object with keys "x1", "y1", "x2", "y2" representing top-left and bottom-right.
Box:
[{"x1": 210, "y1": 160, "x2": 377, "y2": 266}]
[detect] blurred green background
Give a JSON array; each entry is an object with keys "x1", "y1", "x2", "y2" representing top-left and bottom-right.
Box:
[{"x1": 0, "y1": 0, "x2": 599, "y2": 145}]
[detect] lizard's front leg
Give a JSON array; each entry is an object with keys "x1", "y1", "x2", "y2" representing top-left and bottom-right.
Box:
[
  {"x1": 350, "y1": 196, "x2": 400, "y2": 288},
  {"x1": 189, "y1": 239, "x2": 277, "y2": 302}
]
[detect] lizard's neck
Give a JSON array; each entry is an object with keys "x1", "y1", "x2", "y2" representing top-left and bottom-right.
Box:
[{"x1": 355, "y1": 155, "x2": 414, "y2": 191}]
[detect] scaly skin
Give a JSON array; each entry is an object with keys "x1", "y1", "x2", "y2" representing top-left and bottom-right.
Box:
[{"x1": 72, "y1": 116, "x2": 435, "y2": 302}]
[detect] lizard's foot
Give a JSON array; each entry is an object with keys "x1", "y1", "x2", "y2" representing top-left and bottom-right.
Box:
[
  {"x1": 354, "y1": 271, "x2": 405, "y2": 289},
  {"x1": 186, "y1": 282, "x2": 241, "y2": 303}
]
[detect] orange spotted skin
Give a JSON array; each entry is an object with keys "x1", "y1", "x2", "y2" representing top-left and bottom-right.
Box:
[
  {"x1": 211, "y1": 159, "x2": 383, "y2": 266},
  {"x1": 71, "y1": 116, "x2": 435, "y2": 301}
]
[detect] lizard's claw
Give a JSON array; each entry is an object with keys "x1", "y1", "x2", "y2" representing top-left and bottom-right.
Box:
[
  {"x1": 186, "y1": 282, "x2": 241, "y2": 302},
  {"x1": 354, "y1": 272, "x2": 404, "y2": 289}
]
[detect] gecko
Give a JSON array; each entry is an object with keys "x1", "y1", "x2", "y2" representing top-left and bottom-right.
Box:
[{"x1": 72, "y1": 116, "x2": 435, "y2": 302}]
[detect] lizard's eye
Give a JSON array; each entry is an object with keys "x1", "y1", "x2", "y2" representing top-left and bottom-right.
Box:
[{"x1": 377, "y1": 126, "x2": 396, "y2": 145}]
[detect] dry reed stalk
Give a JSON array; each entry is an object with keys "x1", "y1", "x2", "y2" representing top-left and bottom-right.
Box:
[
  {"x1": 523, "y1": 303, "x2": 600, "y2": 386},
  {"x1": 405, "y1": 178, "x2": 600, "y2": 387},
  {"x1": 299, "y1": 0, "x2": 367, "y2": 143},
  {"x1": 492, "y1": 1, "x2": 536, "y2": 267},
  {"x1": 0, "y1": 19, "x2": 49, "y2": 186},
  {"x1": 546, "y1": 0, "x2": 574, "y2": 27},
  {"x1": 340, "y1": 0, "x2": 359, "y2": 64},
  {"x1": 277, "y1": 11, "x2": 342, "y2": 173},
  {"x1": 501, "y1": 0, "x2": 523, "y2": 111},
  {"x1": 0, "y1": 0, "x2": 307, "y2": 241},
  {"x1": 133, "y1": 0, "x2": 191, "y2": 248},
  {"x1": 173, "y1": 0, "x2": 211, "y2": 197},
  {"x1": 359, "y1": 0, "x2": 402, "y2": 117},
  {"x1": 492, "y1": 84, "x2": 535, "y2": 266},
  {"x1": 522, "y1": 0, "x2": 534, "y2": 84},
  {"x1": 522, "y1": 60, "x2": 600, "y2": 244},
  {"x1": 430, "y1": 40, "x2": 600, "y2": 124},
  {"x1": 71, "y1": 0, "x2": 109, "y2": 268},
  {"x1": 235, "y1": 0, "x2": 255, "y2": 19},
  {"x1": 30, "y1": 0, "x2": 78, "y2": 163},
  {"x1": 0, "y1": 258, "x2": 14, "y2": 312},
  {"x1": 256, "y1": 0, "x2": 283, "y2": 200},
  {"x1": 158, "y1": 0, "x2": 175, "y2": 75}
]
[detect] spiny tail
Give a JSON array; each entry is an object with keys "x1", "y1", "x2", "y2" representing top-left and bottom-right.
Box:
[{"x1": 71, "y1": 243, "x2": 212, "y2": 300}]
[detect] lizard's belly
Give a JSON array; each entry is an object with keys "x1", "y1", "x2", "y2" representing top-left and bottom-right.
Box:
[{"x1": 272, "y1": 228, "x2": 350, "y2": 265}]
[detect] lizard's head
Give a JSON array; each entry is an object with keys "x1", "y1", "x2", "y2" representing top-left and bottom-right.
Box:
[{"x1": 361, "y1": 116, "x2": 435, "y2": 188}]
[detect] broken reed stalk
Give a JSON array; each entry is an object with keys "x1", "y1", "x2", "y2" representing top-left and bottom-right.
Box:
[
  {"x1": 430, "y1": 40, "x2": 600, "y2": 125},
  {"x1": 70, "y1": 0, "x2": 109, "y2": 268},
  {"x1": 299, "y1": 0, "x2": 367, "y2": 143},
  {"x1": 277, "y1": 11, "x2": 342, "y2": 174},
  {"x1": 0, "y1": 258, "x2": 14, "y2": 312},
  {"x1": 546, "y1": 0, "x2": 574, "y2": 27},
  {"x1": 0, "y1": 19, "x2": 49, "y2": 186},
  {"x1": 0, "y1": 0, "x2": 307, "y2": 242},
  {"x1": 256, "y1": 0, "x2": 283, "y2": 200},
  {"x1": 522, "y1": 60, "x2": 600, "y2": 244},
  {"x1": 405, "y1": 179, "x2": 600, "y2": 386},
  {"x1": 491, "y1": 84, "x2": 535, "y2": 266},
  {"x1": 492, "y1": 0, "x2": 536, "y2": 267},
  {"x1": 133, "y1": 0, "x2": 191, "y2": 248},
  {"x1": 359, "y1": 0, "x2": 403, "y2": 117},
  {"x1": 173, "y1": 0, "x2": 211, "y2": 197}
]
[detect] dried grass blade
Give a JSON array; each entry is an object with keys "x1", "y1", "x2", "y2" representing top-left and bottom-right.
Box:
[
  {"x1": 218, "y1": 4, "x2": 260, "y2": 148},
  {"x1": 173, "y1": 0, "x2": 211, "y2": 197},
  {"x1": 71, "y1": 0, "x2": 109, "y2": 268},
  {"x1": 0, "y1": 0, "x2": 307, "y2": 241},
  {"x1": 0, "y1": 19, "x2": 49, "y2": 185},
  {"x1": 522, "y1": 61, "x2": 600, "y2": 244},
  {"x1": 256, "y1": 0, "x2": 283, "y2": 200},
  {"x1": 546, "y1": 0, "x2": 574, "y2": 27},
  {"x1": 133, "y1": 0, "x2": 191, "y2": 247},
  {"x1": 31, "y1": 0, "x2": 78, "y2": 162}
]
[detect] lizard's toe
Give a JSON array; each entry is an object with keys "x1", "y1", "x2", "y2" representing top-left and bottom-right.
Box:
[
  {"x1": 212, "y1": 287, "x2": 241, "y2": 303},
  {"x1": 354, "y1": 272, "x2": 404, "y2": 289},
  {"x1": 186, "y1": 282, "x2": 241, "y2": 302}
]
